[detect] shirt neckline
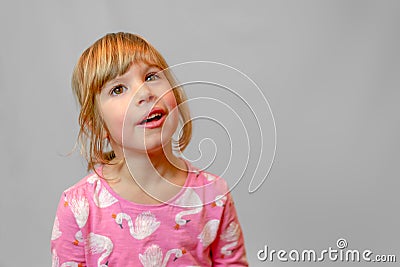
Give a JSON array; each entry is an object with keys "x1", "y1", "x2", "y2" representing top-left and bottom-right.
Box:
[{"x1": 96, "y1": 158, "x2": 198, "y2": 209}]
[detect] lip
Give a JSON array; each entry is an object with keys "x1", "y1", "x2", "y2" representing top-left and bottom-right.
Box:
[{"x1": 136, "y1": 107, "x2": 167, "y2": 129}]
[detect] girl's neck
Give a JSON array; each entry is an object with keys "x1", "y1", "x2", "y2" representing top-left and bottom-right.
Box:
[
  {"x1": 102, "y1": 144, "x2": 188, "y2": 204},
  {"x1": 104, "y1": 143, "x2": 187, "y2": 190}
]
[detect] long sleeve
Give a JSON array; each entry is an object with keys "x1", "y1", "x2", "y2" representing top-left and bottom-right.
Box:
[
  {"x1": 210, "y1": 192, "x2": 248, "y2": 266},
  {"x1": 50, "y1": 191, "x2": 86, "y2": 266}
]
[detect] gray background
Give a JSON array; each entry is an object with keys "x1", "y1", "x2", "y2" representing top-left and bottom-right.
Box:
[{"x1": 1, "y1": 1, "x2": 399, "y2": 266}]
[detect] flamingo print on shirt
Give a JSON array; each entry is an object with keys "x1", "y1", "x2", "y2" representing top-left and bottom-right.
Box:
[
  {"x1": 174, "y1": 188, "x2": 203, "y2": 229},
  {"x1": 139, "y1": 244, "x2": 186, "y2": 267},
  {"x1": 52, "y1": 249, "x2": 83, "y2": 267},
  {"x1": 87, "y1": 175, "x2": 118, "y2": 208},
  {"x1": 64, "y1": 192, "x2": 89, "y2": 229},
  {"x1": 51, "y1": 216, "x2": 62, "y2": 241},
  {"x1": 52, "y1": 249, "x2": 59, "y2": 267},
  {"x1": 203, "y1": 172, "x2": 217, "y2": 181},
  {"x1": 86, "y1": 232, "x2": 113, "y2": 267},
  {"x1": 220, "y1": 221, "x2": 241, "y2": 257},
  {"x1": 198, "y1": 219, "x2": 220, "y2": 247},
  {"x1": 73, "y1": 230, "x2": 84, "y2": 246},
  {"x1": 211, "y1": 195, "x2": 227, "y2": 208},
  {"x1": 61, "y1": 262, "x2": 84, "y2": 267},
  {"x1": 112, "y1": 211, "x2": 160, "y2": 240}
]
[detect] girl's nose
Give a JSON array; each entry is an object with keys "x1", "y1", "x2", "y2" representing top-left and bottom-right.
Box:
[{"x1": 134, "y1": 84, "x2": 156, "y2": 106}]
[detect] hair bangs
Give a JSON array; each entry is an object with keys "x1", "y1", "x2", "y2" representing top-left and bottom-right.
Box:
[{"x1": 86, "y1": 33, "x2": 168, "y2": 94}]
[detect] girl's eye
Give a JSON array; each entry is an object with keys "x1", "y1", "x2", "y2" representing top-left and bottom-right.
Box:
[
  {"x1": 110, "y1": 85, "x2": 127, "y2": 96},
  {"x1": 145, "y1": 72, "x2": 160, "y2": 82}
]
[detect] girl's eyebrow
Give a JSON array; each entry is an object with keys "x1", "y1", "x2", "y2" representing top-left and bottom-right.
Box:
[
  {"x1": 101, "y1": 77, "x2": 128, "y2": 94},
  {"x1": 146, "y1": 64, "x2": 163, "y2": 72},
  {"x1": 103, "y1": 78, "x2": 125, "y2": 90},
  {"x1": 103, "y1": 69, "x2": 135, "y2": 88},
  {"x1": 102, "y1": 64, "x2": 163, "y2": 90}
]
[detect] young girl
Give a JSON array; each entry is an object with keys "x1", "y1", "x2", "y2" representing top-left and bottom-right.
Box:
[{"x1": 51, "y1": 32, "x2": 248, "y2": 266}]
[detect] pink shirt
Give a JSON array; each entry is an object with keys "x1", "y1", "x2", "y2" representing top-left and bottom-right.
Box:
[{"x1": 51, "y1": 162, "x2": 248, "y2": 266}]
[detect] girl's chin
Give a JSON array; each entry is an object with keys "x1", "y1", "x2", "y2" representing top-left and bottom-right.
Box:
[
  {"x1": 122, "y1": 139, "x2": 171, "y2": 155},
  {"x1": 118, "y1": 129, "x2": 175, "y2": 156}
]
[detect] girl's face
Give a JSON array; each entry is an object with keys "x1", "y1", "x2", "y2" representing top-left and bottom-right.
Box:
[{"x1": 98, "y1": 62, "x2": 179, "y2": 156}]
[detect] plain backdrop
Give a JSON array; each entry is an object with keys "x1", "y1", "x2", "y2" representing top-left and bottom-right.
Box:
[{"x1": 1, "y1": 1, "x2": 399, "y2": 266}]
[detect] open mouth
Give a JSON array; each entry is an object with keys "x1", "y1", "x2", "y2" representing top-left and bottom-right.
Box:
[
  {"x1": 139, "y1": 112, "x2": 164, "y2": 125},
  {"x1": 137, "y1": 108, "x2": 167, "y2": 128}
]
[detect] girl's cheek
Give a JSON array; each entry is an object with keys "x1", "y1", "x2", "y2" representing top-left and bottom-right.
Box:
[
  {"x1": 164, "y1": 91, "x2": 178, "y2": 110},
  {"x1": 165, "y1": 93, "x2": 180, "y2": 130},
  {"x1": 102, "y1": 109, "x2": 126, "y2": 141}
]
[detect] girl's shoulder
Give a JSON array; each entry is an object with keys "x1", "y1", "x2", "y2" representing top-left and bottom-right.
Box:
[
  {"x1": 187, "y1": 163, "x2": 229, "y2": 189},
  {"x1": 184, "y1": 166, "x2": 231, "y2": 206},
  {"x1": 62, "y1": 170, "x2": 102, "y2": 199}
]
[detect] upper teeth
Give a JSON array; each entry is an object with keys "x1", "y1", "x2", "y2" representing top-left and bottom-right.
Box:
[{"x1": 147, "y1": 113, "x2": 161, "y2": 120}]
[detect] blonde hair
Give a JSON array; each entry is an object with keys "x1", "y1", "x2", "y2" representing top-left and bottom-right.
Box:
[{"x1": 71, "y1": 32, "x2": 192, "y2": 173}]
